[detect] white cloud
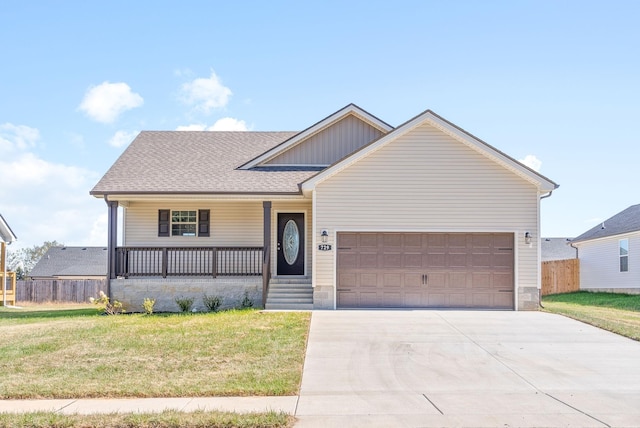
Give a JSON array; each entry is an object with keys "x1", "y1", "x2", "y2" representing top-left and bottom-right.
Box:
[
  {"x1": 108, "y1": 130, "x2": 138, "y2": 148},
  {"x1": 176, "y1": 117, "x2": 249, "y2": 132},
  {"x1": 78, "y1": 81, "x2": 144, "y2": 123},
  {"x1": 209, "y1": 117, "x2": 248, "y2": 131},
  {"x1": 0, "y1": 125, "x2": 106, "y2": 250},
  {"x1": 176, "y1": 124, "x2": 207, "y2": 131},
  {"x1": 0, "y1": 123, "x2": 40, "y2": 151},
  {"x1": 179, "y1": 70, "x2": 232, "y2": 114},
  {"x1": 518, "y1": 154, "x2": 542, "y2": 172}
]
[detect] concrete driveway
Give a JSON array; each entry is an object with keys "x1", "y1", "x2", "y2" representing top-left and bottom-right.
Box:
[{"x1": 295, "y1": 311, "x2": 640, "y2": 427}]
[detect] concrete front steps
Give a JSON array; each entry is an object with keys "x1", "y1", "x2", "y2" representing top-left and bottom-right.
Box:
[{"x1": 264, "y1": 277, "x2": 313, "y2": 310}]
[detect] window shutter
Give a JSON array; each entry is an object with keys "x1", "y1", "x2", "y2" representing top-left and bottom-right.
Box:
[
  {"x1": 158, "y1": 210, "x2": 170, "y2": 237},
  {"x1": 198, "y1": 209, "x2": 210, "y2": 237}
]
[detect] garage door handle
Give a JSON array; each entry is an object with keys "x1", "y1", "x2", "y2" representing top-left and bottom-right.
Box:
[
  {"x1": 498, "y1": 289, "x2": 512, "y2": 292},
  {"x1": 422, "y1": 274, "x2": 428, "y2": 285}
]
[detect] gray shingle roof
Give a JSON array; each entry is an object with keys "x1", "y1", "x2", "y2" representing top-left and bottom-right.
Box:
[
  {"x1": 29, "y1": 247, "x2": 107, "y2": 278},
  {"x1": 572, "y1": 204, "x2": 640, "y2": 243},
  {"x1": 90, "y1": 131, "x2": 319, "y2": 195},
  {"x1": 541, "y1": 238, "x2": 577, "y2": 261}
]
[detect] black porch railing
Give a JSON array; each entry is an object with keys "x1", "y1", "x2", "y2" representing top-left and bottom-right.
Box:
[{"x1": 115, "y1": 247, "x2": 263, "y2": 278}]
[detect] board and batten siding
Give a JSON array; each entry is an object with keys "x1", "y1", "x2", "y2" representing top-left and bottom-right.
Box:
[
  {"x1": 576, "y1": 233, "x2": 640, "y2": 291},
  {"x1": 265, "y1": 114, "x2": 384, "y2": 166},
  {"x1": 313, "y1": 122, "x2": 540, "y2": 309}
]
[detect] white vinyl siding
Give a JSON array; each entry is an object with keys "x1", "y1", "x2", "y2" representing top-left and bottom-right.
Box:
[
  {"x1": 265, "y1": 114, "x2": 384, "y2": 166},
  {"x1": 124, "y1": 201, "x2": 263, "y2": 247},
  {"x1": 123, "y1": 199, "x2": 313, "y2": 278},
  {"x1": 313, "y1": 122, "x2": 540, "y2": 305},
  {"x1": 577, "y1": 233, "x2": 640, "y2": 290}
]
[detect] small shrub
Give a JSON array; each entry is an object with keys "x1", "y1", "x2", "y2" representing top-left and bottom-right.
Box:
[
  {"x1": 142, "y1": 298, "x2": 156, "y2": 315},
  {"x1": 89, "y1": 291, "x2": 124, "y2": 315},
  {"x1": 203, "y1": 294, "x2": 222, "y2": 312},
  {"x1": 240, "y1": 291, "x2": 254, "y2": 309},
  {"x1": 175, "y1": 296, "x2": 195, "y2": 313}
]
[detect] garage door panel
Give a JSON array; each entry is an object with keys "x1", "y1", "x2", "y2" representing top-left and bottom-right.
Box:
[
  {"x1": 404, "y1": 234, "x2": 422, "y2": 248},
  {"x1": 383, "y1": 252, "x2": 402, "y2": 268},
  {"x1": 425, "y1": 253, "x2": 446, "y2": 268},
  {"x1": 404, "y1": 292, "x2": 423, "y2": 306},
  {"x1": 405, "y1": 273, "x2": 423, "y2": 287},
  {"x1": 428, "y1": 293, "x2": 446, "y2": 306},
  {"x1": 494, "y1": 292, "x2": 514, "y2": 308},
  {"x1": 338, "y1": 233, "x2": 358, "y2": 247},
  {"x1": 492, "y1": 273, "x2": 513, "y2": 288},
  {"x1": 383, "y1": 234, "x2": 402, "y2": 247},
  {"x1": 493, "y1": 253, "x2": 513, "y2": 269},
  {"x1": 383, "y1": 292, "x2": 402, "y2": 306},
  {"x1": 472, "y1": 234, "x2": 492, "y2": 247},
  {"x1": 338, "y1": 273, "x2": 358, "y2": 287},
  {"x1": 337, "y1": 291, "x2": 357, "y2": 307},
  {"x1": 359, "y1": 252, "x2": 379, "y2": 268},
  {"x1": 471, "y1": 272, "x2": 491, "y2": 287},
  {"x1": 359, "y1": 291, "x2": 380, "y2": 307},
  {"x1": 359, "y1": 233, "x2": 378, "y2": 247},
  {"x1": 448, "y1": 293, "x2": 467, "y2": 307},
  {"x1": 336, "y1": 232, "x2": 514, "y2": 309},
  {"x1": 448, "y1": 253, "x2": 468, "y2": 268},
  {"x1": 448, "y1": 272, "x2": 469, "y2": 288},
  {"x1": 382, "y1": 273, "x2": 402, "y2": 287},
  {"x1": 360, "y1": 273, "x2": 378, "y2": 287},
  {"x1": 404, "y1": 252, "x2": 422, "y2": 267},
  {"x1": 426, "y1": 272, "x2": 447, "y2": 287},
  {"x1": 338, "y1": 252, "x2": 356, "y2": 268},
  {"x1": 472, "y1": 294, "x2": 491, "y2": 307},
  {"x1": 448, "y1": 234, "x2": 468, "y2": 247},
  {"x1": 472, "y1": 254, "x2": 491, "y2": 267}
]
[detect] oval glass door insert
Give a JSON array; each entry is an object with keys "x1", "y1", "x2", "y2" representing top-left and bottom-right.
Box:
[{"x1": 283, "y1": 220, "x2": 300, "y2": 265}]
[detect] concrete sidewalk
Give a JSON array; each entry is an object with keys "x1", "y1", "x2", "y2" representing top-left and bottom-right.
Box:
[{"x1": 0, "y1": 396, "x2": 298, "y2": 415}]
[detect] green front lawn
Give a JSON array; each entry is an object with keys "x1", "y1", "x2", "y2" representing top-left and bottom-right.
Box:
[
  {"x1": 542, "y1": 291, "x2": 640, "y2": 341},
  {"x1": 0, "y1": 410, "x2": 294, "y2": 428},
  {"x1": 0, "y1": 306, "x2": 310, "y2": 399}
]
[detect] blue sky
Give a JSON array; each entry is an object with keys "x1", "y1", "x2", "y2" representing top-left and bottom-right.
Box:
[{"x1": 1, "y1": 0, "x2": 639, "y2": 250}]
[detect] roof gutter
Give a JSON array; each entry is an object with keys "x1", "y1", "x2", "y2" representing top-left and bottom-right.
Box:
[{"x1": 538, "y1": 190, "x2": 555, "y2": 309}]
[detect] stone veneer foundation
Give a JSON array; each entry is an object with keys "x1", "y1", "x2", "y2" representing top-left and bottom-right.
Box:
[{"x1": 110, "y1": 277, "x2": 262, "y2": 313}]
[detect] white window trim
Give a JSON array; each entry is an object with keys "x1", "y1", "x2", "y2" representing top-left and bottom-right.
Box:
[
  {"x1": 171, "y1": 210, "x2": 197, "y2": 237},
  {"x1": 619, "y1": 238, "x2": 629, "y2": 273}
]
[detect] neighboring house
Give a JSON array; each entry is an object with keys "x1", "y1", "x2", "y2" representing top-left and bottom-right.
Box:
[
  {"x1": 91, "y1": 104, "x2": 558, "y2": 312},
  {"x1": 29, "y1": 247, "x2": 107, "y2": 280},
  {"x1": 572, "y1": 204, "x2": 640, "y2": 294},
  {"x1": 0, "y1": 213, "x2": 18, "y2": 306},
  {"x1": 541, "y1": 238, "x2": 577, "y2": 261}
]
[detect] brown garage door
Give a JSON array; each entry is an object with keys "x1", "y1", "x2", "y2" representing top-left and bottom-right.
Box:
[{"x1": 337, "y1": 232, "x2": 514, "y2": 309}]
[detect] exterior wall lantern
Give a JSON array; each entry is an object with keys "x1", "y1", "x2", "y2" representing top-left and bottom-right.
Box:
[
  {"x1": 321, "y1": 229, "x2": 329, "y2": 243},
  {"x1": 524, "y1": 232, "x2": 532, "y2": 246}
]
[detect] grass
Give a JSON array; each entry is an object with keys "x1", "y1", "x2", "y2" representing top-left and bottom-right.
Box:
[
  {"x1": 0, "y1": 410, "x2": 294, "y2": 428},
  {"x1": 542, "y1": 291, "x2": 640, "y2": 341},
  {"x1": 0, "y1": 305, "x2": 311, "y2": 399}
]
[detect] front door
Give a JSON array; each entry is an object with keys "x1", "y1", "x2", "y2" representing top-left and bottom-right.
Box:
[{"x1": 277, "y1": 213, "x2": 305, "y2": 275}]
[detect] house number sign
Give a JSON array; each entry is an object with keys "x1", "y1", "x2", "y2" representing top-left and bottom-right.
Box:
[{"x1": 318, "y1": 244, "x2": 332, "y2": 251}]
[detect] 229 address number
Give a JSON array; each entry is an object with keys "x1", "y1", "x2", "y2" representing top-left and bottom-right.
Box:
[{"x1": 318, "y1": 244, "x2": 332, "y2": 251}]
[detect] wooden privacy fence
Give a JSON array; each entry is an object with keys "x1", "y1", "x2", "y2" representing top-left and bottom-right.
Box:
[
  {"x1": 16, "y1": 279, "x2": 107, "y2": 303},
  {"x1": 542, "y1": 259, "x2": 580, "y2": 296}
]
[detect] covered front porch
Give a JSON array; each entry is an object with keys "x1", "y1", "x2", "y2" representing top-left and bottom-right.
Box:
[{"x1": 104, "y1": 199, "x2": 314, "y2": 311}]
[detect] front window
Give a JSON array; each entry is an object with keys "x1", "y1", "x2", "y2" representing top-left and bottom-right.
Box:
[
  {"x1": 620, "y1": 239, "x2": 629, "y2": 272},
  {"x1": 172, "y1": 210, "x2": 197, "y2": 236}
]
